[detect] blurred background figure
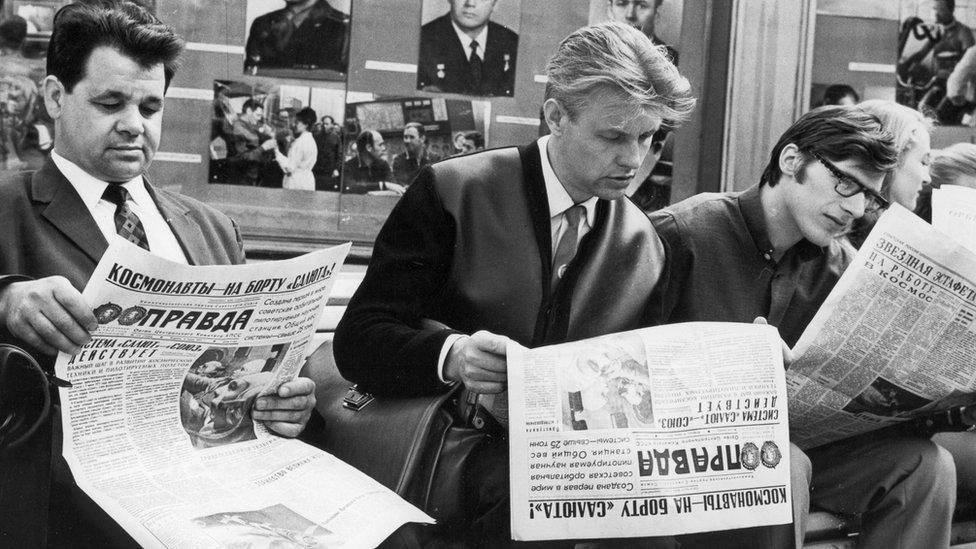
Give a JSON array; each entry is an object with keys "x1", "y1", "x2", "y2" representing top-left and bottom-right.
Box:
[
  {"x1": 606, "y1": 0, "x2": 676, "y2": 62},
  {"x1": 341, "y1": 129, "x2": 397, "y2": 194},
  {"x1": 915, "y1": 142, "x2": 976, "y2": 222},
  {"x1": 897, "y1": 0, "x2": 974, "y2": 123},
  {"x1": 458, "y1": 130, "x2": 484, "y2": 155},
  {"x1": 275, "y1": 106, "x2": 318, "y2": 190},
  {"x1": 847, "y1": 100, "x2": 932, "y2": 248},
  {"x1": 392, "y1": 121, "x2": 440, "y2": 186},
  {"x1": 820, "y1": 83, "x2": 860, "y2": 106},
  {"x1": 312, "y1": 114, "x2": 342, "y2": 191},
  {"x1": 0, "y1": 15, "x2": 46, "y2": 170}
]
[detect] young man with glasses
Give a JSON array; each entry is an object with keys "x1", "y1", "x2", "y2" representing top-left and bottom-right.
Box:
[{"x1": 649, "y1": 105, "x2": 956, "y2": 548}]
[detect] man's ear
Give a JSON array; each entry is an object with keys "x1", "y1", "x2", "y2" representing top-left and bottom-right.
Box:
[
  {"x1": 542, "y1": 98, "x2": 567, "y2": 136},
  {"x1": 778, "y1": 143, "x2": 803, "y2": 180},
  {"x1": 42, "y1": 76, "x2": 66, "y2": 120}
]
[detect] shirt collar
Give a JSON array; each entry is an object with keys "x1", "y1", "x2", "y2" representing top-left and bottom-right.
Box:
[
  {"x1": 538, "y1": 135, "x2": 598, "y2": 225},
  {"x1": 451, "y1": 20, "x2": 489, "y2": 57},
  {"x1": 738, "y1": 183, "x2": 822, "y2": 262},
  {"x1": 51, "y1": 149, "x2": 148, "y2": 209}
]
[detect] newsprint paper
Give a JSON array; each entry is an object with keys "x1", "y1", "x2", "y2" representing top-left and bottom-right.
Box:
[
  {"x1": 932, "y1": 184, "x2": 976, "y2": 254},
  {"x1": 507, "y1": 323, "x2": 791, "y2": 541},
  {"x1": 789, "y1": 204, "x2": 976, "y2": 449},
  {"x1": 54, "y1": 239, "x2": 432, "y2": 549}
]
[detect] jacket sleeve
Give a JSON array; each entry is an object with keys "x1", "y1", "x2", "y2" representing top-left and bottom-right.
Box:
[{"x1": 333, "y1": 167, "x2": 462, "y2": 397}]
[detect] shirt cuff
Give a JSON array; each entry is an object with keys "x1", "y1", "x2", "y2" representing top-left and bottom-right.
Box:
[{"x1": 437, "y1": 333, "x2": 466, "y2": 384}]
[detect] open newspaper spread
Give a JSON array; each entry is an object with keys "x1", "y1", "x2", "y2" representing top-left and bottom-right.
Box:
[
  {"x1": 54, "y1": 239, "x2": 432, "y2": 549},
  {"x1": 789, "y1": 204, "x2": 976, "y2": 449},
  {"x1": 507, "y1": 323, "x2": 791, "y2": 541}
]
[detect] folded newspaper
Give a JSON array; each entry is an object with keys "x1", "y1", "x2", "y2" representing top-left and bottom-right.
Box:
[
  {"x1": 789, "y1": 202, "x2": 976, "y2": 449},
  {"x1": 55, "y1": 239, "x2": 432, "y2": 549},
  {"x1": 507, "y1": 322, "x2": 792, "y2": 541}
]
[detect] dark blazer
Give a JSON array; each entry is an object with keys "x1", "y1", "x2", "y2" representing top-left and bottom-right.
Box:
[
  {"x1": 416, "y1": 14, "x2": 518, "y2": 97},
  {"x1": 244, "y1": 0, "x2": 350, "y2": 74},
  {"x1": 0, "y1": 158, "x2": 244, "y2": 547},
  {"x1": 334, "y1": 142, "x2": 665, "y2": 397}
]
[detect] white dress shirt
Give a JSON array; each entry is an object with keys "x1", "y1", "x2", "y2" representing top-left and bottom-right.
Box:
[
  {"x1": 436, "y1": 136, "x2": 598, "y2": 383},
  {"x1": 451, "y1": 20, "x2": 489, "y2": 61},
  {"x1": 50, "y1": 150, "x2": 189, "y2": 264}
]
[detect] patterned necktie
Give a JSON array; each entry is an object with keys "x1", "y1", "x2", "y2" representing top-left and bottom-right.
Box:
[
  {"x1": 551, "y1": 205, "x2": 584, "y2": 290},
  {"x1": 102, "y1": 184, "x2": 150, "y2": 251},
  {"x1": 469, "y1": 40, "x2": 484, "y2": 90}
]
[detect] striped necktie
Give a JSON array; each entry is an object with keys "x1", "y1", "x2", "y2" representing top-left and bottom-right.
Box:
[{"x1": 102, "y1": 184, "x2": 150, "y2": 251}]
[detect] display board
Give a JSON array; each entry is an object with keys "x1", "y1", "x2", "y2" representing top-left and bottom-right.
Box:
[{"x1": 144, "y1": 0, "x2": 591, "y2": 256}]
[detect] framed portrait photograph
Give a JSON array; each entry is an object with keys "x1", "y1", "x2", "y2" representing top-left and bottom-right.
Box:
[
  {"x1": 416, "y1": 0, "x2": 522, "y2": 97},
  {"x1": 243, "y1": 0, "x2": 351, "y2": 81}
]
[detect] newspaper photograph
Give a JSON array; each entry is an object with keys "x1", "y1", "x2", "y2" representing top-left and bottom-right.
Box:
[
  {"x1": 54, "y1": 239, "x2": 432, "y2": 549},
  {"x1": 507, "y1": 323, "x2": 791, "y2": 542},
  {"x1": 789, "y1": 204, "x2": 976, "y2": 449}
]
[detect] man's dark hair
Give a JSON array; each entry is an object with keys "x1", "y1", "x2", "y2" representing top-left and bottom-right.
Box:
[
  {"x1": 404, "y1": 121, "x2": 426, "y2": 139},
  {"x1": 296, "y1": 107, "x2": 317, "y2": 128},
  {"x1": 321, "y1": 115, "x2": 335, "y2": 125},
  {"x1": 47, "y1": 0, "x2": 184, "y2": 93},
  {"x1": 761, "y1": 105, "x2": 898, "y2": 187},
  {"x1": 0, "y1": 16, "x2": 27, "y2": 50},
  {"x1": 822, "y1": 84, "x2": 860, "y2": 106},
  {"x1": 241, "y1": 98, "x2": 262, "y2": 114},
  {"x1": 940, "y1": 0, "x2": 955, "y2": 13},
  {"x1": 463, "y1": 130, "x2": 484, "y2": 148},
  {"x1": 356, "y1": 129, "x2": 377, "y2": 155}
]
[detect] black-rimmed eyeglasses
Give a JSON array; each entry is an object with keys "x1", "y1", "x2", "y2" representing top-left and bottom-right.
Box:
[{"x1": 812, "y1": 152, "x2": 889, "y2": 213}]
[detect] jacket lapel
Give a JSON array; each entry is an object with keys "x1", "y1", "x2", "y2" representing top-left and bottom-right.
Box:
[
  {"x1": 146, "y1": 182, "x2": 208, "y2": 266},
  {"x1": 34, "y1": 160, "x2": 107, "y2": 264},
  {"x1": 518, "y1": 141, "x2": 553, "y2": 283}
]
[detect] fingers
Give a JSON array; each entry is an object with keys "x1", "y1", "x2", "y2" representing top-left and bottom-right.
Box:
[
  {"x1": 253, "y1": 378, "x2": 316, "y2": 438},
  {"x1": 445, "y1": 331, "x2": 509, "y2": 394},
  {"x1": 263, "y1": 420, "x2": 306, "y2": 439},
  {"x1": 0, "y1": 277, "x2": 94, "y2": 355},
  {"x1": 470, "y1": 330, "x2": 510, "y2": 359}
]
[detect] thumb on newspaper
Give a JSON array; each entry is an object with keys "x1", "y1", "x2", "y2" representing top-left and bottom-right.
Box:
[{"x1": 753, "y1": 316, "x2": 796, "y2": 369}]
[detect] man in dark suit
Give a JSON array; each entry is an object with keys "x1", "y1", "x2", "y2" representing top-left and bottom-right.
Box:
[
  {"x1": 337, "y1": 22, "x2": 695, "y2": 546},
  {"x1": 417, "y1": 0, "x2": 519, "y2": 96},
  {"x1": 0, "y1": 2, "x2": 315, "y2": 545},
  {"x1": 244, "y1": 0, "x2": 350, "y2": 75}
]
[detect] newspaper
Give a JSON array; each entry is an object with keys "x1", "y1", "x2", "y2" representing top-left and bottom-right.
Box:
[
  {"x1": 507, "y1": 323, "x2": 791, "y2": 541},
  {"x1": 788, "y1": 205, "x2": 976, "y2": 449},
  {"x1": 932, "y1": 184, "x2": 976, "y2": 254},
  {"x1": 54, "y1": 239, "x2": 432, "y2": 549}
]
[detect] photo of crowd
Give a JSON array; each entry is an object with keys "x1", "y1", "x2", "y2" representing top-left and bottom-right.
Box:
[{"x1": 208, "y1": 80, "x2": 346, "y2": 191}]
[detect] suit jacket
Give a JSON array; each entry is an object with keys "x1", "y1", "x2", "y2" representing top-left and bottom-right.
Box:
[
  {"x1": 416, "y1": 14, "x2": 518, "y2": 97},
  {"x1": 0, "y1": 159, "x2": 244, "y2": 301},
  {"x1": 334, "y1": 142, "x2": 666, "y2": 397},
  {"x1": 0, "y1": 158, "x2": 244, "y2": 546},
  {"x1": 244, "y1": 0, "x2": 350, "y2": 74}
]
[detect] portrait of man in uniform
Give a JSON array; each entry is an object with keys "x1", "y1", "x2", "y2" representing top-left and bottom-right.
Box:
[
  {"x1": 243, "y1": 0, "x2": 351, "y2": 81},
  {"x1": 416, "y1": 0, "x2": 521, "y2": 97}
]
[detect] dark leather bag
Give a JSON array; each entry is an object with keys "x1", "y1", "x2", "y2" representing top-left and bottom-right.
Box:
[{"x1": 302, "y1": 339, "x2": 488, "y2": 526}]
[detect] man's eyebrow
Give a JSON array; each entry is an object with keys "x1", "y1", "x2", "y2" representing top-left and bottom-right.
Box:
[{"x1": 88, "y1": 90, "x2": 127, "y2": 101}]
